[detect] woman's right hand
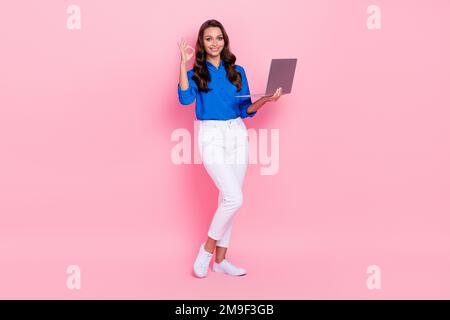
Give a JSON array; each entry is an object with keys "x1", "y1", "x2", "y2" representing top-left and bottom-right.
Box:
[{"x1": 178, "y1": 38, "x2": 195, "y2": 64}]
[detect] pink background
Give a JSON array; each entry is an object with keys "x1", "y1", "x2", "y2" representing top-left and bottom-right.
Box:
[{"x1": 1, "y1": 0, "x2": 449, "y2": 299}]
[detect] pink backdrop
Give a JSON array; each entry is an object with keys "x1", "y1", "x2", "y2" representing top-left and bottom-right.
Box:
[{"x1": 1, "y1": 0, "x2": 449, "y2": 299}]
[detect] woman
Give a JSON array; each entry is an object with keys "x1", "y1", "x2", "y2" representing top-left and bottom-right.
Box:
[{"x1": 177, "y1": 19, "x2": 282, "y2": 278}]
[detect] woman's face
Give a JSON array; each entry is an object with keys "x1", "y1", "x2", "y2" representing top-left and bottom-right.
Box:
[{"x1": 203, "y1": 27, "x2": 224, "y2": 59}]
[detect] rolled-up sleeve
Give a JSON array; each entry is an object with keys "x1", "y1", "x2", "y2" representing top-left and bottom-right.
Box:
[
  {"x1": 178, "y1": 71, "x2": 198, "y2": 105},
  {"x1": 237, "y1": 67, "x2": 257, "y2": 118}
]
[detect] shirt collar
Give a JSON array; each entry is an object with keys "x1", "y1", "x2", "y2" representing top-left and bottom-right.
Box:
[{"x1": 206, "y1": 59, "x2": 224, "y2": 71}]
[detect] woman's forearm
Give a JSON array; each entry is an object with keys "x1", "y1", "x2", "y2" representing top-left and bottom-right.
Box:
[
  {"x1": 179, "y1": 62, "x2": 189, "y2": 90},
  {"x1": 247, "y1": 96, "x2": 270, "y2": 114}
]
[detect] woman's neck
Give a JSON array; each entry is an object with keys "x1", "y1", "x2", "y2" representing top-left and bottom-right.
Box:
[{"x1": 207, "y1": 56, "x2": 221, "y2": 68}]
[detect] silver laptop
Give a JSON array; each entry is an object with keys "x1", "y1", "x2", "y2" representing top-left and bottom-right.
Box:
[{"x1": 235, "y1": 58, "x2": 297, "y2": 98}]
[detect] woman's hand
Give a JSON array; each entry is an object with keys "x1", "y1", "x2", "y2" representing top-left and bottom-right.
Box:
[
  {"x1": 267, "y1": 87, "x2": 283, "y2": 102},
  {"x1": 248, "y1": 87, "x2": 283, "y2": 113},
  {"x1": 178, "y1": 38, "x2": 195, "y2": 64}
]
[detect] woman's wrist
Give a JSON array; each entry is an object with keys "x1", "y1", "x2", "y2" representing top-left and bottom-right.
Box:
[{"x1": 261, "y1": 96, "x2": 271, "y2": 103}]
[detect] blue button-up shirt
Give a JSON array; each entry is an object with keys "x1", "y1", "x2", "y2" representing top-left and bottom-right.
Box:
[{"x1": 177, "y1": 60, "x2": 257, "y2": 120}]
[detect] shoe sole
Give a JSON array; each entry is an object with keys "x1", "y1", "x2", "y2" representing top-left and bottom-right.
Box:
[
  {"x1": 213, "y1": 266, "x2": 247, "y2": 276},
  {"x1": 193, "y1": 270, "x2": 208, "y2": 278}
]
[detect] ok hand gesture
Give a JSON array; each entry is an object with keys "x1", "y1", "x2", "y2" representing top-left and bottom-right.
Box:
[{"x1": 178, "y1": 38, "x2": 195, "y2": 64}]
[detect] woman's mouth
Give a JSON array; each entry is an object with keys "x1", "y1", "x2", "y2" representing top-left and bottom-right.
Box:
[{"x1": 210, "y1": 48, "x2": 220, "y2": 52}]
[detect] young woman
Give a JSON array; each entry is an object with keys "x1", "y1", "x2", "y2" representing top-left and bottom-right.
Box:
[{"x1": 177, "y1": 19, "x2": 282, "y2": 278}]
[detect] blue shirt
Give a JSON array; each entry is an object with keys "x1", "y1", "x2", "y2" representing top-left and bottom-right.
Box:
[{"x1": 177, "y1": 60, "x2": 257, "y2": 120}]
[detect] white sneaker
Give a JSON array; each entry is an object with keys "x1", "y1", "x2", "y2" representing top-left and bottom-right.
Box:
[
  {"x1": 213, "y1": 259, "x2": 247, "y2": 276},
  {"x1": 193, "y1": 243, "x2": 213, "y2": 278}
]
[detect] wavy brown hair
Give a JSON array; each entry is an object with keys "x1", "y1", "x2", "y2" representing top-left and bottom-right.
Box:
[{"x1": 192, "y1": 19, "x2": 243, "y2": 93}]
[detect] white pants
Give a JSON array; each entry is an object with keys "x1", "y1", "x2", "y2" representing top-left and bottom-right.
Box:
[{"x1": 198, "y1": 116, "x2": 249, "y2": 248}]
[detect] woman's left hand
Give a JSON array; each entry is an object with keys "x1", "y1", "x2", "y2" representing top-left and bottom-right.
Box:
[{"x1": 267, "y1": 87, "x2": 283, "y2": 102}]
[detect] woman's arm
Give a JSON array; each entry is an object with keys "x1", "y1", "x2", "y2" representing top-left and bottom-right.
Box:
[
  {"x1": 178, "y1": 39, "x2": 194, "y2": 90},
  {"x1": 177, "y1": 39, "x2": 197, "y2": 105},
  {"x1": 247, "y1": 88, "x2": 283, "y2": 113},
  {"x1": 247, "y1": 96, "x2": 270, "y2": 114},
  {"x1": 179, "y1": 61, "x2": 189, "y2": 90},
  {"x1": 177, "y1": 62, "x2": 198, "y2": 105}
]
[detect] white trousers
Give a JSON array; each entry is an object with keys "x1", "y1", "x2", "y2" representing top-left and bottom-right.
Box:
[{"x1": 198, "y1": 116, "x2": 249, "y2": 248}]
